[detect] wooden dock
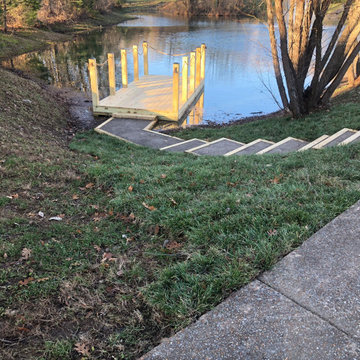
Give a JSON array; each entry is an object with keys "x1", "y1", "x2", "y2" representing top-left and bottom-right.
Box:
[{"x1": 88, "y1": 42, "x2": 206, "y2": 122}]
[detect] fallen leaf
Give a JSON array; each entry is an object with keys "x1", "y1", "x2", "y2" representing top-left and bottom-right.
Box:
[
  {"x1": 160, "y1": 174, "x2": 167, "y2": 179},
  {"x1": 3, "y1": 253, "x2": 7, "y2": 259},
  {"x1": 170, "y1": 198, "x2": 177, "y2": 206},
  {"x1": 85, "y1": 183, "x2": 94, "y2": 189},
  {"x1": 108, "y1": 209, "x2": 114, "y2": 216},
  {"x1": 101, "y1": 252, "x2": 116, "y2": 263},
  {"x1": 49, "y1": 216, "x2": 63, "y2": 221},
  {"x1": 165, "y1": 241, "x2": 183, "y2": 250},
  {"x1": 7, "y1": 193, "x2": 19, "y2": 199},
  {"x1": 17, "y1": 327, "x2": 31, "y2": 332},
  {"x1": 74, "y1": 343, "x2": 90, "y2": 357},
  {"x1": 93, "y1": 245, "x2": 101, "y2": 252},
  {"x1": 72, "y1": 194, "x2": 79, "y2": 200},
  {"x1": 21, "y1": 248, "x2": 32, "y2": 260},
  {"x1": 128, "y1": 185, "x2": 133, "y2": 192},
  {"x1": 19, "y1": 277, "x2": 35, "y2": 286},
  {"x1": 142, "y1": 202, "x2": 156, "y2": 211},
  {"x1": 139, "y1": 179, "x2": 145, "y2": 184},
  {"x1": 36, "y1": 277, "x2": 49, "y2": 282},
  {"x1": 90, "y1": 204, "x2": 99, "y2": 210}
]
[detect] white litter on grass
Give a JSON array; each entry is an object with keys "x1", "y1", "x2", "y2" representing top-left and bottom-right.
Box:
[{"x1": 49, "y1": 216, "x2": 63, "y2": 221}]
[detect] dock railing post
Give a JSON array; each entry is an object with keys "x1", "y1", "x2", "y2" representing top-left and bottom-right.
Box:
[
  {"x1": 107, "y1": 53, "x2": 116, "y2": 96},
  {"x1": 143, "y1": 41, "x2": 149, "y2": 76},
  {"x1": 189, "y1": 51, "x2": 196, "y2": 94},
  {"x1": 196, "y1": 47, "x2": 201, "y2": 87},
  {"x1": 133, "y1": 45, "x2": 139, "y2": 81},
  {"x1": 182, "y1": 56, "x2": 188, "y2": 104},
  {"x1": 121, "y1": 49, "x2": 128, "y2": 88},
  {"x1": 88, "y1": 58, "x2": 99, "y2": 108},
  {"x1": 201, "y1": 43, "x2": 206, "y2": 80},
  {"x1": 173, "y1": 63, "x2": 180, "y2": 115}
]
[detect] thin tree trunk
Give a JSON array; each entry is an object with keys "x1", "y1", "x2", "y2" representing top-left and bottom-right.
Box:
[
  {"x1": 2, "y1": 0, "x2": 7, "y2": 33},
  {"x1": 266, "y1": 0, "x2": 289, "y2": 110}
]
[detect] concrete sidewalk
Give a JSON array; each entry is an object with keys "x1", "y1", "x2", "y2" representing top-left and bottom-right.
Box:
[{"x1": 141, "y1": 201, "x2": 360, "y2": 360}]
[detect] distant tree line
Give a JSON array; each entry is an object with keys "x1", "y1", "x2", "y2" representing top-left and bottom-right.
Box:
[
  {"x1": 1, "y1": 0, "x2": 125, "y2": 31},
  {"x1": 163, "y1": 0, "x2": 266, "y2": 18}
]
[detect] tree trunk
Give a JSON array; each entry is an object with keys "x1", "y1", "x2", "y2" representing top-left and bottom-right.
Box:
[{"x1": 2, "y1": 0, "x2": 7, "y2": 33}]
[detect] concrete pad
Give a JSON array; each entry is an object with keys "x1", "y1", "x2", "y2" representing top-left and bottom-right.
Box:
[
  {"x1": 260, "y1": 200, "x2": 360, "y2": 340},
  {"x1": 96, "y1": 118, "x2": 182, "y2": 149},
  {"x1": 188, "y1": 138, "x2": 245, "y2": 156},
  {"x1": 259, "y1": 137, "x2": 308, "y2": 154},
  {"x1": 227, "y1": 139, "x2": 275, "y2": 156},
  {"x1": 160, "y1": 139, "x2": 207, "y2": 153},
  {"x1": 339, "y1": 131, "x2": 360, "y2": 146},
  {"x1": 314, "y1": 128, "x2": 357, "y2": 149},
  {"x1": 141, "y1": 280, "x2": 359, "y2": 360}
]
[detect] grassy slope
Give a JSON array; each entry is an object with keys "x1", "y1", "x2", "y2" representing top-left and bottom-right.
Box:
[
  {"x1": 1, "y1": 63, "x2": 360, "y2": 359},
  {"x1": 172, "y1": 89, "x2": 360, "y2": 143}
]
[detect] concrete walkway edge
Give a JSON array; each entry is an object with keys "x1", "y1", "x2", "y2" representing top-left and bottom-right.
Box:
[{"x1": 141, "y1": 201, "x2": 360, "y2": 360}]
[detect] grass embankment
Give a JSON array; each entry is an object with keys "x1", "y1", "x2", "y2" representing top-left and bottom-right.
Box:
[
  {"x1": 0, "y1": 8, "x2": 132, "y2": 61},
  {"x1": 1, "y1": 65, "x2": 360, "y2": 359},
  {"x1": 172, "y1": 90, "x2": 360, "y2": 143}
]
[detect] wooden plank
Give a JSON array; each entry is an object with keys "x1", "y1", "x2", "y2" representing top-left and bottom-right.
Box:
[
  {"x1": 182, "y1": 56, "x2": 188, "y2": 103},
  {"x1": 196, "y1": 47, "x2": 201, "y2": 87},
  {"x1": 88, "y1": 59, "x2": 99, "y2": 107},
  {"x1": 133, "y1": 45, "x2": 139, "y2": 81},
  {"x1": 121, "y1": 49, "x2": 128, "y2": 88},
  {"x1": 190, "y1": 51, "x2": 196, "y2": 94},
  {"x1": 173, "y1": 63, "x2": 180, "y2": 114},
  {"x1": 143, "y1": 41, "x2": 149, "y2": 75},
  {"x1": 201, "y1": 44, "x2": 206, "y2": 80},
  {"x1": 108, "y1": 53, "x2": 116, "y2": 96}
]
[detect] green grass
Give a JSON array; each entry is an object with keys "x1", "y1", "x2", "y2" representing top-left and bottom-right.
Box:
[
  {"x1": 171, "y1": 89, "x2": 360, "y2": 143},
  {"x1": 1, "y1": 66, "x2": 360, "y2": 359}
]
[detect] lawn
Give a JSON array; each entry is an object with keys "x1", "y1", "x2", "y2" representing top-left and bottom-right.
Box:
[{"x1": 1, "y1": 66, "x2": 360, "y2": 359}]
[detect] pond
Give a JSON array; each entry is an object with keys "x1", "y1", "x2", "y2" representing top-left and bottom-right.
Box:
[{"x1": 3, "y1": 14, "x2": 281, "y2": 124}]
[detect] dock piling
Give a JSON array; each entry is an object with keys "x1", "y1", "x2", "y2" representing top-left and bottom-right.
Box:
[
  {"x1": 108, "y1": 53, "x2": 116, "y2": 96},
  {"x1": 121, "y1": 49, "x2": 128, "y2": 88},
  {"x1": 133, "y1": 45, "x2": 139, "y2": 81},
  {"x1": 143, "y1": 41, "x2": 149, "y2": 75},
  {"x1": 190, "y1": 51, "x2": 196, "y2": 94},
  {"x1": 196, "y1": 47, "x2": 201, "y2": 87},
  {"x1": 182, "y1": 56, "x2": 188, "y2": 103},
  {"x1": 173, "y1": 63, "x2": 180, "y2": 114},
  {"x1": 201, "y1": 44, "x2": 206, "y2": 80},
  {"x1": 88, "y1": 59, "x2": 99, "y2": 107}
]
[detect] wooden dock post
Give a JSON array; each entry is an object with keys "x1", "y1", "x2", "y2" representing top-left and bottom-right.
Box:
[
  {"x1": 133, "y1": 45, "x2": 139, "y2": 81},
  {"x1": 173, "y1": 63, "x2": 180, "y2": 114},
  {"x1": 196, "y1": 47, "x2": 201, "y2": 87},
  {"x1": 189, "y1": 51, "x2": 196, "y2": 94},
  {"x1": 107, "y1": 53, "x2": 116, "y2": 96},
  {"x1": 182, "y1": 56, "x2": 188, "y2": 103},
  {"x1": 88, "y1": 59, "x2": 99, "y2": 107},
  {"x1": 121, "y1": 49, "x2": 128, "y2": 88},
  {"x1": 201, "y1": 43, "x2": 206, "y2": 80},
  {"x1": 143, "y1": 41, "x2": 149, "y2": 76}
]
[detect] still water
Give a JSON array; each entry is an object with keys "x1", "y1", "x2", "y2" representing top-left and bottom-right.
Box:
[{"x1": 3, "y1": 14, "x2": 280, "y2": 123}]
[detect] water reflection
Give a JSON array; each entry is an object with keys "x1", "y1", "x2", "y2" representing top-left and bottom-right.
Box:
[{"x1": 2, "y1": 14, "x2": 281, "y2": 123}]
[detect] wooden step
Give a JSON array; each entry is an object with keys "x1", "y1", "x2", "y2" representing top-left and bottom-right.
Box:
[
  {"x1": 313, "y1": 128, "x2": 357, "y2": 149},
  {"x1": 160, "y1": 139, "x2": 208, "y2": 152},
  {"x1": 257, "y1": 137, "x2": 308, "y2": 155},
  {"x1": 95, "y1": 117, "x2": 183, "y2": 149},
  {"x1": 224, "y1": 139, "x2": 275, "y2": 156},
  {"x1": 298, "y1": 135, "x2": 329, "y2": 152},
  {"x1": 339, "y1": 131, "x2": 360, "y2": 146},
  {"x1": 187, "y1": 138, "x2": 245, "y2": 156}
]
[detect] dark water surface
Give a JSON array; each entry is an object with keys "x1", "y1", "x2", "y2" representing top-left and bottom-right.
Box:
[{"x1": 3, "y1": 14, "x2": 281, "y2": 124}]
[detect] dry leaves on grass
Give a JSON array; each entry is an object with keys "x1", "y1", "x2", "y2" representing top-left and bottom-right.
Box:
[
  {"x1": 128, "y1": 185, "x2": 133, "y2": 192},
  {"x1": 20, "y1": 248, "x2": 31, "y2": 261},
  {"x1": 74, "y1": 342, "x2": 91, "y2": 357},
  {"x1": 142, "y1": 202, "x2": 156, "y2": 211}
]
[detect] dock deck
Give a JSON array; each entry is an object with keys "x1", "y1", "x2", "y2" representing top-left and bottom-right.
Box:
[
  {"x1": 89, "y1": 42, "x2": 206, "y2": 122},
  {"x1": 95, "y1": 75, "x2": 204, "y2": 121}
]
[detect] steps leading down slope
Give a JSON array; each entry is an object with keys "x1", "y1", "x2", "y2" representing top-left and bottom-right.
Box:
[{"x1": 95, "y1": 117, "x2": 360, "y2": 156}]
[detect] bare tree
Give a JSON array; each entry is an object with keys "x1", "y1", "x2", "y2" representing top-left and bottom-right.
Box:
[
  {"x1": 2, "y1": 0, "x2": 7, "y2": 33},
  {"x1": 266, "y1": 0, "x2": 360, "y2": 117}
]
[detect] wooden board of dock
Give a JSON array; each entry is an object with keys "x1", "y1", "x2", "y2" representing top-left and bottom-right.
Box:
[{"x1": 88, "y1": 42, "x2": 206, "y2": 122}]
